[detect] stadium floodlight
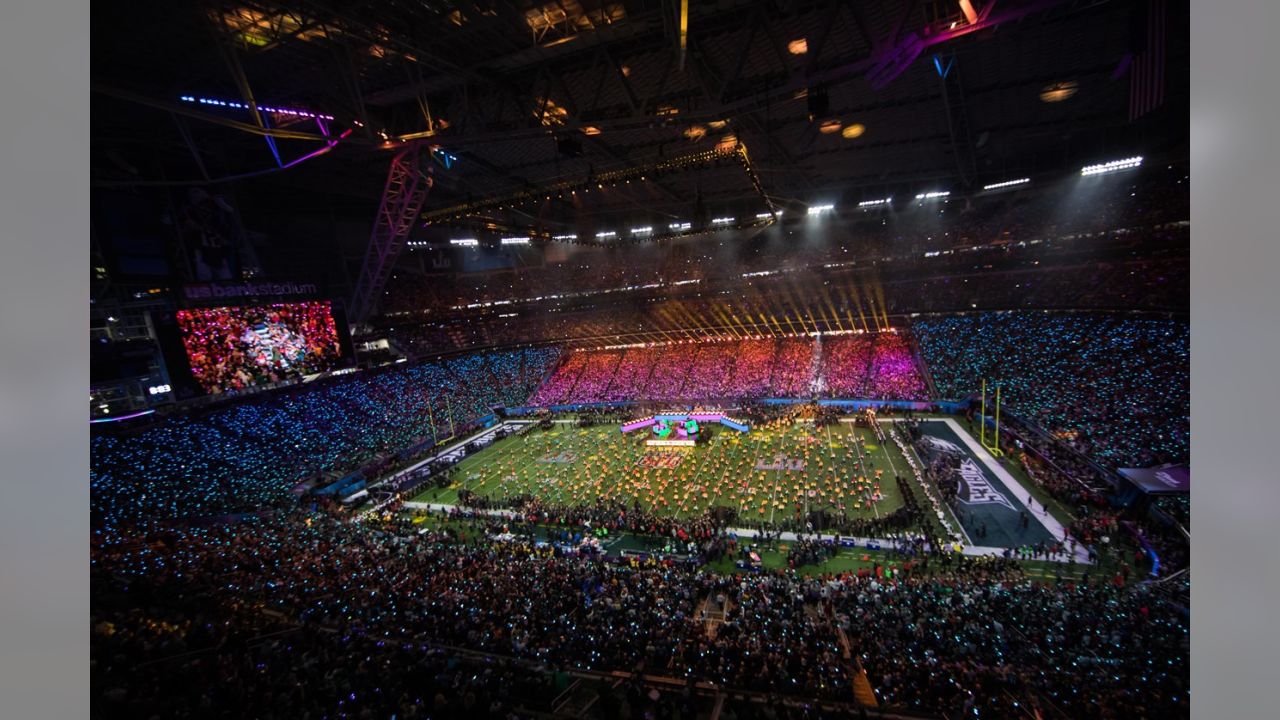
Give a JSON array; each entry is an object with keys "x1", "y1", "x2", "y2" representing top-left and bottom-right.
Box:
[
  {"x1": 630, "y1": 226, "x2": 653, "y2": 235},
  {"x1": 914, "y1": 191, "x2": 950, "y2": 200},
  {"x1": 500, "y1": 237, "x2": 530, "y2": 245},
  {"x1": 1081, "y1": 156, "x2": 1143, "y2": 176},
  {"x1": 551, "y1": 234, "x2": 578, "y2": 240},
  {"x1": 596, "y1": 231, "x2": 617, "y2": 239},
  {"x1": 669, "y1": 221, "x2": 692, "y2": 231},
  {"x1": 711, "y1": 216, "x2": 735, "y2": 224},
  {"x1": 982, "y1": 178, "x2": 1030, "y2": 190},
  {"x1": 450, "y1": 238, "x2": 479, "y2": 246},
  {"x1": 755, "y1": 210, "x2": 783, "y2": 219},
  {"x1": 858, "y1": 197, "x2": 892, "y2": 207},
  {"x1": 806, "y1": 204, "x2": 835, "y2": 215}
]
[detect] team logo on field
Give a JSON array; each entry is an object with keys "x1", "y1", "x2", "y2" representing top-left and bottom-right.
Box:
[{"x1": 921, "y1": 436, "x2": 1016, "y2": 511}]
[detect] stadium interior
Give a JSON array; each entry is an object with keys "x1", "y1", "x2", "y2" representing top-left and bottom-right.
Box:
[{"x1": 90, "y1": 1, "x2": 1190, "y2": 718}]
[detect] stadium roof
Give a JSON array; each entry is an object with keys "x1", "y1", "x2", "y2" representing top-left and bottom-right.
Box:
[{"x1": 92, "y1": 0, "x2": 1189, "y2": 214}]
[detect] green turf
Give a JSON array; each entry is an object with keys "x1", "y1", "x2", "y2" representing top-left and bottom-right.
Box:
[{"x1": 411, "y1": 421, "x2": 916, "y2": 528}]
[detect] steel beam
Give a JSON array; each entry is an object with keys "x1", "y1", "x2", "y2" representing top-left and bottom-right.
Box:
[
  {"x1": 935, "y1": 52, "x2": 979, "y2": 190},
  {"x1": 349, "y1": 144, "x2": 435, "y2": 324},
  {"x1": 867, "y1": 0, "x2": 1067, "y2": 90}
]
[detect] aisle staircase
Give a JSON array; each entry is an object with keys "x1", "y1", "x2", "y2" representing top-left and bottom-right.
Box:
[
  {"x1": 549, "y1": 679, "x2": 601, "y2": 719},
  {"x1": 810, "y1": 333, "x2": 826, "y2": 397},
  {"x1": 832, "y1": 624, "x2": 880, "y2": 708},
  {"x1": 905, "y1": 328, "x2": 941, "y2": 400},
  {"x1": 699, "y1": 593, "x2": 734, "y2": 639}
]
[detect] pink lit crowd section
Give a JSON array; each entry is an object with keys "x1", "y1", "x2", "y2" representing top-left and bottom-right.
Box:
[{"x1": 527, "y1": 332, "x2": 928, "y2": 406}]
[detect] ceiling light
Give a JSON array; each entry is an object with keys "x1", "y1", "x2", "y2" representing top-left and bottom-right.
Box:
[
  {"x1": 841, "y1": 123, "x2": 866, "y2": 139},
  {"x1": 983, "y1": 178, "x2": 1030, "y2": 190},
  {"x1": 788, "y1": 38, "x2": 808, "y2": 55},
  {"x1": 1081, "y1": 156, "x2": 1143, "y2": 176},
  {"x1": 1040, "y1": 80, "x2": 1079, "y2": 103}
]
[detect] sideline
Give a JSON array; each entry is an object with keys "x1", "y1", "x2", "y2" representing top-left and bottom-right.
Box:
[
  {"x1": 368, "y1": 421, "x2": 533, "y2": 490},
  {"x1": 399, "y1": 501, "x2": 1092, "y2": 564}
]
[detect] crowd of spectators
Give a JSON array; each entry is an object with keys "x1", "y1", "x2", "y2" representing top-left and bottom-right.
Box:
[
  {"x1": 725, "y1": 338, "x2": 782, "y2": 397},
  {"x1": 864, "y1": 333, "x2": 928, "y2": 399},
  {"x1": 381, "y1": 247, "x2": 1188, "y2": 360},
  {"x1": 1153, "y1": 494, "x2": 1190, "y2": 527},
  {"x1": 683, "y1": 341, "x2": 739, "y2": 398},
  {"x1": 983, "y1": 412, "x2": 1116, "y2": 508},
  {"x1": 526, "y1": 350, "x2": 590, "y2": 406},
  {"x1": 818, "y1": 333, "x2": 928, "y2": 401},
  {"x1": 378, "y1": 167, "x2": 1188, "y2": 322},
  {"x1": 640, "y1": 345, "x2": 694, "y2": 401},
  {"x1": 91, "y1": 347, "x2": 559, "y2": 525},
  {"x1": 819, "y1": 335, "x2": 873, "y2": 397},
  {"x1": 771, "y1": 339, "x2": 816, "y2": 397},
  {"x1": 525, "y1": 333, "x2": 932, "y2": 406},
  {"x1": 375, "y1": 166, "x2": 1188, "y2": 359},
  {"x1": 92, "y1": 508, "x2": 1189, "y2": 719},
  {"x1": 556, "y1": 350, "x2": 623, "y2": 403},
  {"x1": 601, "y1": 346, "x2": 661, "y2": 402},
  {"x1": 914, "y1": 312, "x2": 1189, "y2": 469}
]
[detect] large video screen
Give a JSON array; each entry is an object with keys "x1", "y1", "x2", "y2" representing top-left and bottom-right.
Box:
[{"x1": 172, "y1": 301, "x2": 347, "y2": 395}]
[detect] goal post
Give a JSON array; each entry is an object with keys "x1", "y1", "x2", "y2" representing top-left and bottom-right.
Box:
[{"x1": 983, "y1": 381, "x2": 1004, "y2": 457}]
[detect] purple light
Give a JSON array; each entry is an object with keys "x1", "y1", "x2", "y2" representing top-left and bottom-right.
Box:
[
  {"x1": 179, "y1": 95, "x2": 335, "y2": 121},
  {"x1": 280, "y1": 128, "x2": 353, "y2": 170}
]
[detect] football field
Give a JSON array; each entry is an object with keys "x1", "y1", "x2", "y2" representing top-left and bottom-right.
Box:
[{"x1": 411, "y1": 420, "x2": 915, "y2": 527}]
